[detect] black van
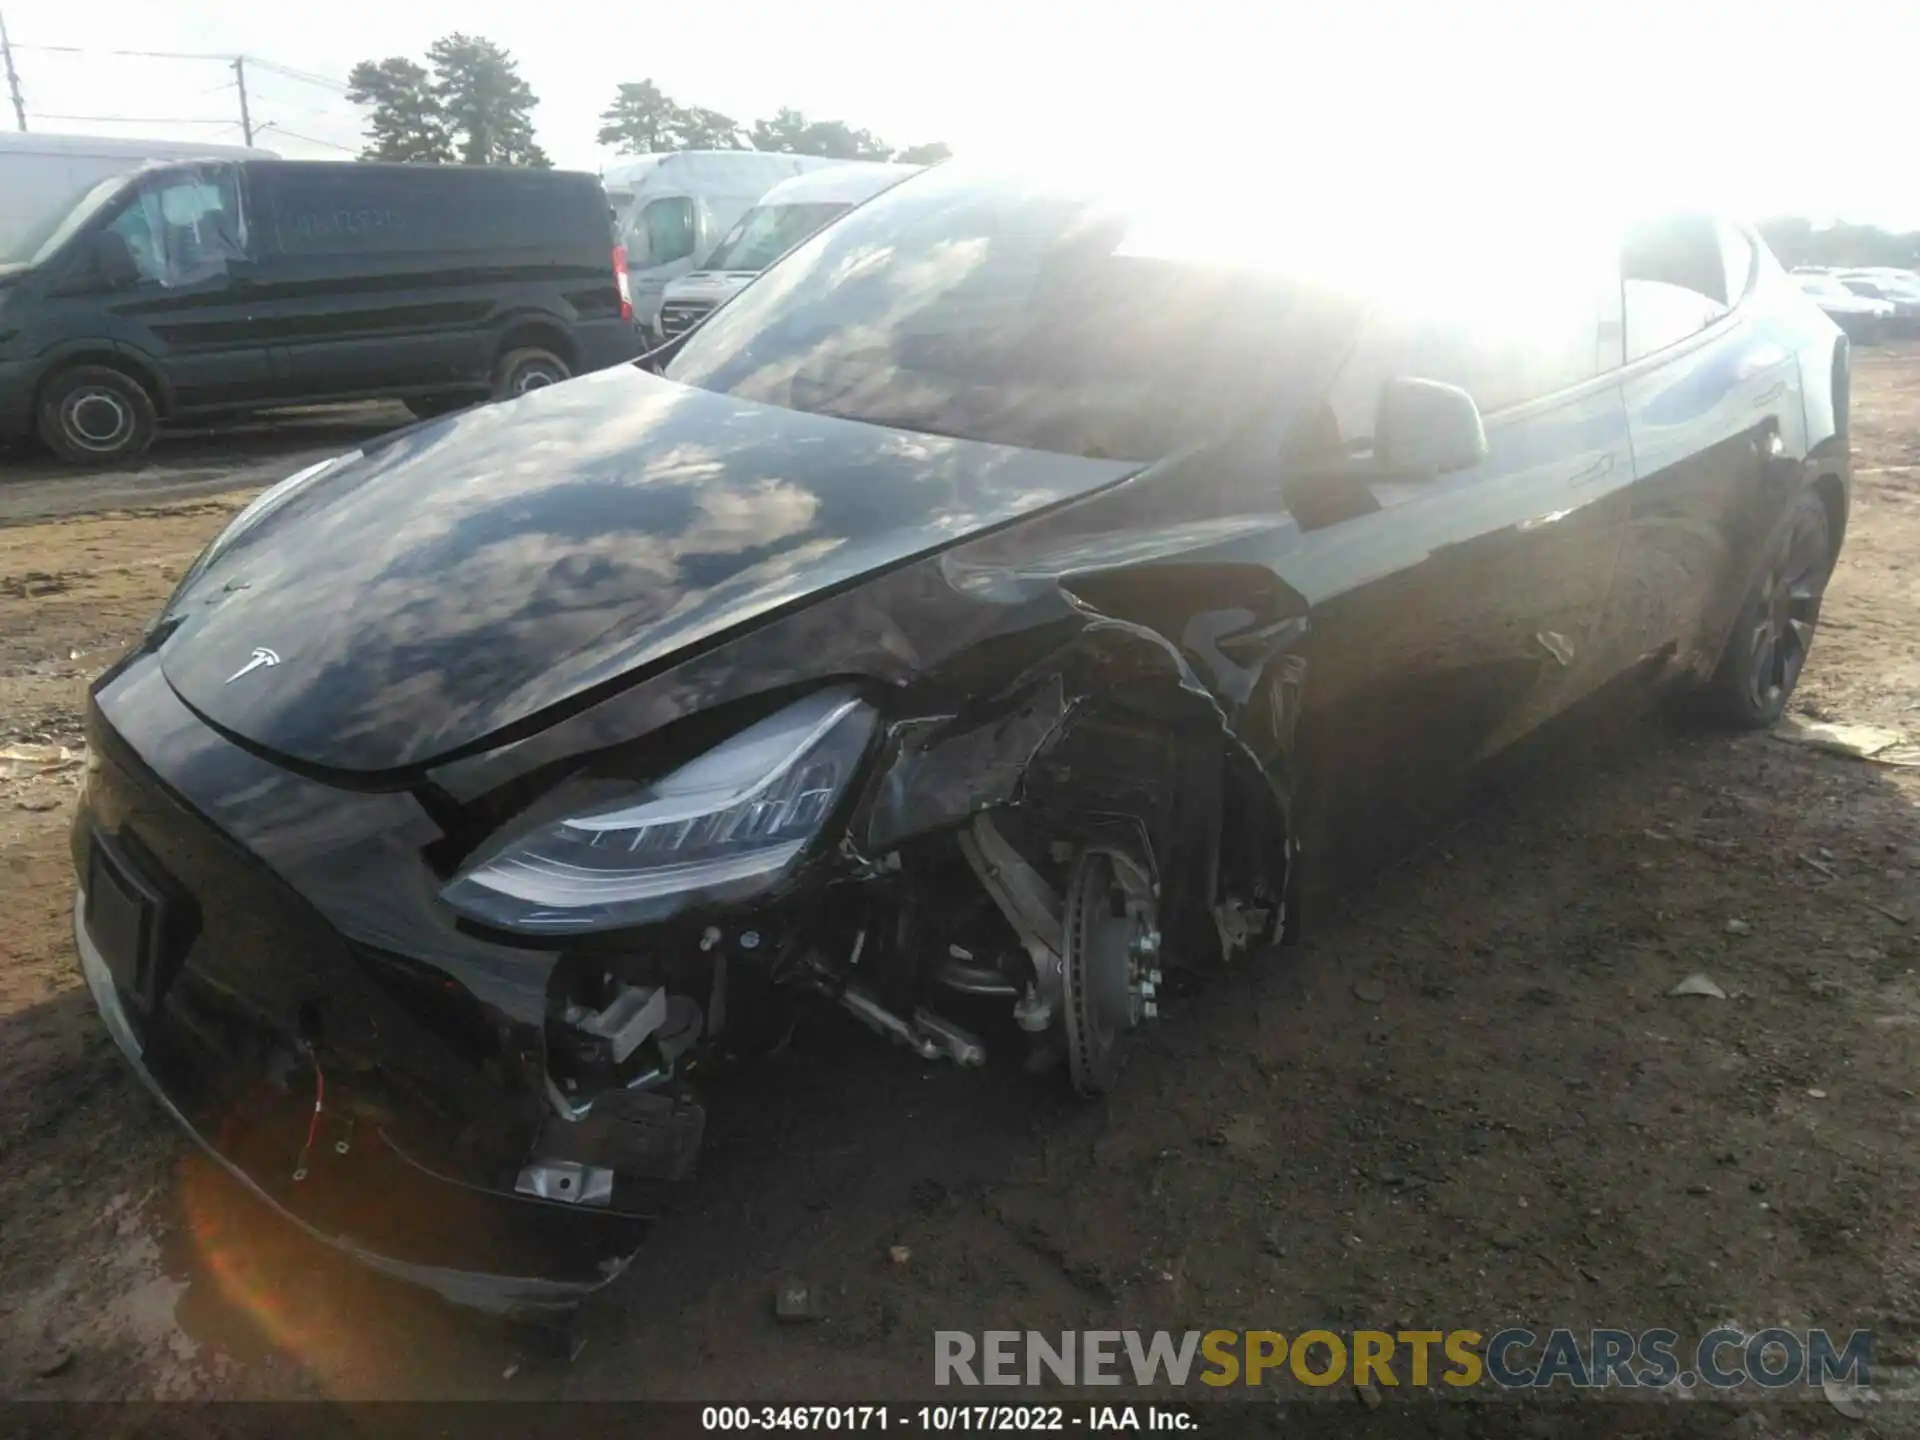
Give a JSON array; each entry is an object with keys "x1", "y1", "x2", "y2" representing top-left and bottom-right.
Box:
[{"x1": 0, "y1": 160, "x2": 640, "y2": 464}]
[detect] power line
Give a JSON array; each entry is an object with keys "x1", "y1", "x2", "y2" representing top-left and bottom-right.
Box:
[
  {"x1": 8, "y1": 42, "x2": 354, "y2": 94},
  {"x1": 26, "y1": 112, "x2": 237, "y2": 124},
  {"x1": 246, "y1": 57, "x2": 353, "y2": 95},
  {"x1": 10, "y1": 41, "x2": 233, "y2": 60},
  {"x1": 256, "y1": 121, "x2": 356, "y2": 153},
  {"x1": 6, "y1": 37, "x2": 358, "y2": 146}
]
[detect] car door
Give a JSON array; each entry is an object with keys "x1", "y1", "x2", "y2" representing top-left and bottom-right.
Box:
[
  {"x1": 1602, "y1": 216, "x2": 1805, "y2": 676},
  {"x1": 84, "y1": 164, "x2": 279, "y2": 409},
  {"x1": 1282, "y1": 258, "x2": 1634, "y2": 874}
]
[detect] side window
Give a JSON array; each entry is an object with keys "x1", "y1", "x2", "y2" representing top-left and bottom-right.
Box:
[
  {"x1": 1322, "y1": 278, "x2": 1602, "y2": 446},
  {"x1": 1622, "y1": 213, "x2": 1731, "y2": 362},
  {"x1": 1401, "y1": 300, "x2": 1600, "y2": 416},
  {"x1": 636, "y1": 197, "x2": 697, "y2": 267},
  {"x1": 101, "y1": 167, "x2": 246, "y2": 288}
]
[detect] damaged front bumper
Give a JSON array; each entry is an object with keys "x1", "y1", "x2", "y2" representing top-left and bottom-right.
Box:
[
  {"x1": 68, "y1": 665, "x2": 668, "y2": 1317},
  {"x1": 74, "y1": 888, "x2": 640, "y2": 1316},
  {"x1": 75, "y1": 886, "x2": 647, "y2": 1315}
]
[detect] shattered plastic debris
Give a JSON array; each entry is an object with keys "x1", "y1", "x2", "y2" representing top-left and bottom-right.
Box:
[
  {"x1": 1822, "y1": 1375, "x2": 1877, "y2": 1419},
  {"x1": 1668, "y1": 974, "x2": 1728, "y2": 1000},
  {"x1": 773, "y1": 1279, "x2": 820, "y2": 1322},
  {"x1": 1773, "y1": 716, "x2": 1915, "y2": 764},
  {"x1": 0, "y1": 742, "x2": 84, "y2": 780}
]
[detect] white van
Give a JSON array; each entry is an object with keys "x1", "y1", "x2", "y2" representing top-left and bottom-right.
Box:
[
  {"x1": 657, "y1": 162, "x2": 924, "y2": 341},
  {"x1": 603, "y1": 151, "x2": 846, "y2": 342},
  {"x1": 0, "y1": 132, "x2": 274, "y2": 263}
]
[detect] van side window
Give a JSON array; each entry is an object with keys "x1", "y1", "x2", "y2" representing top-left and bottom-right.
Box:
[
  {"x1": 635, "y1": 197, "x2": 697, "y2": 267},
  {"x1": 101, "y1": 167, "x2": 246, "y2": 289},
  {"x1": 1622, "y1": 214, "x2": 1732, "y2": 362}
]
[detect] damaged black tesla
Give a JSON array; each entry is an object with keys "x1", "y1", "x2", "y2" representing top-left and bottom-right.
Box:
[{"x1": 71, "y1": 164, "x2": 1849, "y2": 1313}]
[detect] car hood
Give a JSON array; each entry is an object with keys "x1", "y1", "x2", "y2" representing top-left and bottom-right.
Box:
[{"x1": 159, "y1": 365, "x2": 1141, "y2": 776}]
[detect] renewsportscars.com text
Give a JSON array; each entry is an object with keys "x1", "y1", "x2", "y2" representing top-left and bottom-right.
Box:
[{"x1": 934, "y1": 1328, "x2": 1873, "y2": 1391}]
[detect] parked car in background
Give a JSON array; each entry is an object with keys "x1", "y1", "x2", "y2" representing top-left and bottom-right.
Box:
[
  {"x1": 1791, "y1": 272, "x2": 1894, "y2": 341},
  {"x1": 0, "y1": 160, "x2": 639, "y2": 465},
  {"x1": 71, "y1": 167, "x2": 1850, "y2": 1313},
  {"x1": 601, "y1": 151, "x2": 844, "y2": 343},
  {"x1": 657, "y1": 162, "x2": 923, "y2": 340},
  {"x1": 1835, "y1": 271, "x2": 1920, "y2": 335},
  {"x1": 0, "y1": 131, "x2": 274, "y2": 265}
]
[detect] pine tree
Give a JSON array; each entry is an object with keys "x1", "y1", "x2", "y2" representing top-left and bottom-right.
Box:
[
  {"x1": 427, "y1": 34, "x2": 550, "y2": 167},
  {"x1": 345, "y1": 57, "x2": 452, "y2": 163}
]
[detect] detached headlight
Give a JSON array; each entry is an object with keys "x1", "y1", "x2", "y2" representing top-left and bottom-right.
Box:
[{"x1": 442, "y1": 687, "x2": 877, "y2": 935}]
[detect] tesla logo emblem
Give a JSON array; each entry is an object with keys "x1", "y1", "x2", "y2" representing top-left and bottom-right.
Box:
[{"x1": 225, "y1": 647, "x2": 281, "y2": 684}]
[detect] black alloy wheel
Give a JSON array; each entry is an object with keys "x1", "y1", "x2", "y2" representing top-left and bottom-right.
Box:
[{"x1": 1705, "y1": 490, "x2": 1833, "y2": 728}]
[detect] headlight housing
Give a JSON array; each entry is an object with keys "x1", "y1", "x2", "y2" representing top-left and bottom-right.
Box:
[{"x1": 442, "y1": 687, "x2": 877, "y2": 935}]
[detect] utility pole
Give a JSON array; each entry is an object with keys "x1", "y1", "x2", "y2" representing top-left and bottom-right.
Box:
[
  {"x1": 233, "y1": 54, "x2": 253, "y2": 145},
  {"x1": 0, "y1": 10, "x2": 26, "y2": 133}
]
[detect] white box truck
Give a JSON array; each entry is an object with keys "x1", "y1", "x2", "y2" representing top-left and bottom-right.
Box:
[{"x1": 0, "y1": 132, "x2": 273, "y2": 263}]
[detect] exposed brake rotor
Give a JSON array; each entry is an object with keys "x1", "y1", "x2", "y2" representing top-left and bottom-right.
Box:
[{"x1": 1060, "y1": 847, "x2": 1160, "y2": 1096}]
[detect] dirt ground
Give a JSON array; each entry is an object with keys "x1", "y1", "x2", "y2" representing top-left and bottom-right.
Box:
[{"x1": 0, "y1": 360, "x2": 1916, "y2": 1416}]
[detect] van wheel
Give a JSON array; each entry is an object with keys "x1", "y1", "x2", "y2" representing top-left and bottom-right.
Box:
[
  {"x1": 36, "y1": 366, "x2": 158, "y2": 466},
  {"x1": 492, "y1": 347, "x2": 571, "y2": 401}
]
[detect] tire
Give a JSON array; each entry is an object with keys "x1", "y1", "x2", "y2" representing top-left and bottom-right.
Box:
[
  {"x1": 491, "y1": 346, "x2": 571, "y2": 402},
  {"x1": 35, "y1": 365, "x2": 158, "y2": 466},
  {"x1": 404, "y1": 394, "x2": 473, "y2": 421},
  {"x1": 1701, "y1": 489, "x2": 1833, "y2": 729}
]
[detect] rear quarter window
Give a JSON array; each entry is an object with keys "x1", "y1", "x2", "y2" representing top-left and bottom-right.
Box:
[{"x1": 264, "y1": 168, "x2": 605, "y2": 257}]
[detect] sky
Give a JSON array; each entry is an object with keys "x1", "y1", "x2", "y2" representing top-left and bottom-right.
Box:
[{"x1": 3, "y1": 0, "x2": 1918, "y2": 228}]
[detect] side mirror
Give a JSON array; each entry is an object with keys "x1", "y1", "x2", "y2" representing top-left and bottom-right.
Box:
[
  {"x1": 1375, "y1": 377, "x2": 1488, "y2": 478},
  {"x1": 90, "y1": 231, "x2": 141, "y2": 290}
]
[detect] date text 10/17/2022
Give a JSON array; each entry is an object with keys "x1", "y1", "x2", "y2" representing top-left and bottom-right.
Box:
[{"x1": 699, "y1": 1406, "x2": 1197, "y2": 1432}]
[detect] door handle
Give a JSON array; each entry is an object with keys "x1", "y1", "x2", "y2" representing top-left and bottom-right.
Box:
[
  {"x1": 1753, "y1": 381, "x2": 1786, "y2": 407},
  {"x1": 1568, "y1": 453, "x2": 1614, "y2": 487}
]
